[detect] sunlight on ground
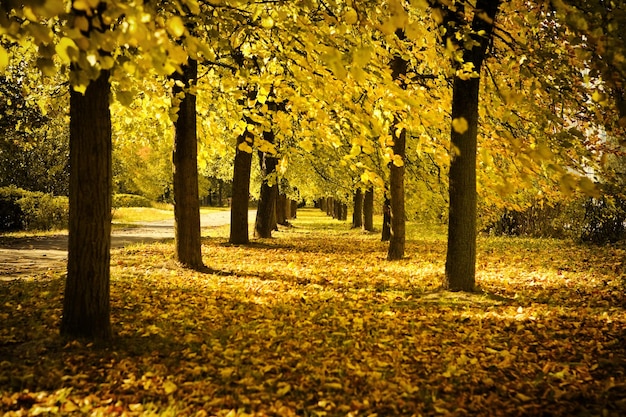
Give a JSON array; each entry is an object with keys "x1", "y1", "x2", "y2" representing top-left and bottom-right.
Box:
[{"x1": 1, "y1": 208, "x2": 625, "y2": 416}]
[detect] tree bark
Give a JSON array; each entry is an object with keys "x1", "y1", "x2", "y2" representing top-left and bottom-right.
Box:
[
  {"x1": 230, "y1": 130, "x2": 253, "y2": 244},
  {"x1": 61, "y1": 69, "x2": 112, "y2": 341},
  {"x1": 276, "y1": 191, "x2": 288, "y2": 225},
  {"x1": 290, "y1": 199, "x2": 297, "y2": 219},
  {"x1": 254, "y1": 131, "x2": 278, "y2": 238},
  {"x1": 352, "y1": 188, "x2": 363, "y2": 228},
  {"x1": 172, "y1": 59, "x2": 204, "y2": 269},
  {"x1": 381, "y1": 194, "x2": 391, "y2": 241},
  {"x1": 386, "y1": 30, "x2": 408, "y2": 260},
  {"x1": 363, "y1": 187, "x2": 374, "y2": 231},
  {"x1": 445, "y1": 0, "x2": 501, "y2": 291},
  {"x1": 388, "y1": 124, "x2": 406, "y2": 260}
]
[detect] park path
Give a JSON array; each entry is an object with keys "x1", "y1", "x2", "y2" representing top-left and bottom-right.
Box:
[{"x1": 0, "y1": 210, "x2": 256, "y2": 281}]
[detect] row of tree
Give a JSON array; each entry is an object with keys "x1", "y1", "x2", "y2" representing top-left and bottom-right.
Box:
[{"x1": 1, "y1": 0, "x2": 625, "y2": 341}]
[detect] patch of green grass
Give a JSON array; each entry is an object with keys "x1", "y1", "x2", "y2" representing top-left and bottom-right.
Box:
[{"x1": 112, "y1": 207, "x2": 173, "y2": 223}]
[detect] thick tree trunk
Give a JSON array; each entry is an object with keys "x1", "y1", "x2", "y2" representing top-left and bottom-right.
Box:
[
  {"x1": 254, "y1": 131, "x2": 278, "y2": 238},
  {"x1": 61, "y1": 69, "x2": 112, "y2": 341},
  {"x1": 445, "y1": 0, "x2": 501, "y2": 291},
  {"x1": 352, "y1": 188, "x2": 363, "y2": 228},
  {"x1": 387, "y1": 30, "x2": 408, "y2": 260},
  {"x1": 363, "y1": 187, "x2": 374, "y2": 231},
  {"x1": 388, "y1": 124, "x2": 406, "y2": 260},
  {"x1": 172, "y1": 59, "x2": 203, "y2": 269},
  {"x1": 327, "y1": 197, "x2": 334, "y2": 217},
  {"x1": 230, "y1": 130, "x2": 253, "y2": 244}
]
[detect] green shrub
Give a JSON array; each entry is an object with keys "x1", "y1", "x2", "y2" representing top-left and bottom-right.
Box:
[
  {"x1": 0, "y1": 186, "x2": 68, "y2": 231},
  {"x1": 113, "y1": 193, "x2": 152, "y2": 208},
  {"x1": 18, "y1": 193, "x2": 69, "y2": 231},
  {"x1": 0, "y1": 186, "x2": 26, "y2": 231}
]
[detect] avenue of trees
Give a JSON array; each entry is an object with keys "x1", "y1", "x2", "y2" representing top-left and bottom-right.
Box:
[{"x1": 1, "y1": 0, "x2": 625, "y2": 340}]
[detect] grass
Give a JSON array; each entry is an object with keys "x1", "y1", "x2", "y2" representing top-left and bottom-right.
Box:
[
  {"x1": 112, "y1": 205, "x2": 230, "y2": 225},
  {"x1": 1, "y1": 208, "x2": 626, "y2": 416}
]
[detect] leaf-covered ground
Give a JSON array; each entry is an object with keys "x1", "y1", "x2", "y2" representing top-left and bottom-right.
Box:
[{"x1": 1, "y1": 209, "x2": 625, "y2": 416}]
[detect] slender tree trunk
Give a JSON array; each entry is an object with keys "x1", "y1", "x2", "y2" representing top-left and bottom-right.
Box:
[
  {"x1": 363, "y1": 187, "x2": 374, "y2": 231},
  {"x1": 254, "y1": 132, "x2": 278, "y2": 238},
  {"x1": 327, "y1": 197, "x2": 334, "y2": 217},
  {"x1": 291, "y1": 199, "x2": 298, "y2": 218},
  {"x1": 388, "y1": 124, "x2": 406, "y2": 260},
  {"x1": 230, "y1": 130, "x2": 253, "y2": 244},
  {"x1": 61, "y1": 69, "x2": 112, "y2": 341},
  {"x1": 445, "y1": 0, "x2": 501, "y2": 291},
  {"x1": 172, "y1": 59, "x2": 203, "y2": 269},
  {"x1": 276, "y1": 191, "x2": 288, "y2": 225},
  {"x1": 381, "y1": 194, "x2": 391, "y2": 241},
  {"x1": 352, "y1": 188, "x2": 363, "y2": 228}
]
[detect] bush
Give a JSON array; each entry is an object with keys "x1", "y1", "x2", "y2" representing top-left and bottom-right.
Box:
[
  {"x1": 0, "y1": 186, "x2": 26, "y2": 231},
  {"x1": 580, "y1": 193, "x2": 626, "y2": 244},
  {"x1": 484, "y1": 202, "x2": 584, "y2": 239},
  {"x1": 18, "y1": 193, "x2": 69, "y2": 231},
  {"x1": 113, "y1": 193, "x2": 152, "y2": 208},
  {"x1": 0, "y1": 186, "x2": 68, "y2": 231}
]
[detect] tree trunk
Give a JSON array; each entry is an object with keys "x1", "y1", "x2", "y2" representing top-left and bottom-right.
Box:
[
  {"x1": 290, "y1": 199, "x2": 298, "y2": 219},
  {"x1": 388, "y1": 124, "x2": 406, "y2": 260},
  {"x1": 381, "y1": 194, "x2": 391, "y2": 241},
  {"x1": 61, "y1": 69, "x2": 112, "y2": 341},
  {"x1": 254, "y1": 131, "x2": 278, "y2": 238},
  {"x1": 387, "y1": 30, "x2": 408, "y2": 260},
  {"x1": 352, "y1": 188, "x2": 364, "y2": 228},
  {"x1": 172, "y1": 59, "x2": 203, "y2": 269},
  {"x1": 327, "y1": 197, "x2": 334, "y2": 217},
  {"x1": 276, "y1": 191, "x2": 288, "y2": 225},
  {"x1": 363, "y1": 187, "x2": 374, "y2": 231},
  {"x1": 230, "y1": 130, "x2": 253, "y2": 244},
  {"x1": 445, "y1": 0, "x2": 501, "y2": 291}
]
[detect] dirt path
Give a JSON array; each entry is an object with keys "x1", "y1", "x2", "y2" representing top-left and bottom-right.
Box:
[{"x1": 0, "y1": 210, "x2": 256, "y2": 281}]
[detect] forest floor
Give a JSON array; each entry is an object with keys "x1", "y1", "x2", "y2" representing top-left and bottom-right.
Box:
[
  {"x1": 0, "y1": 209, "x2": 256, "y2": 280},
  {"x1": 1, "y1": 208, "x2": 626, "y2": 416}
]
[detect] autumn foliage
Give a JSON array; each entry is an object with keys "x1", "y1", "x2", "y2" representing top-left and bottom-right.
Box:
[{"x1": 1, "y1": 209, "x2": 625, "y2": 416}]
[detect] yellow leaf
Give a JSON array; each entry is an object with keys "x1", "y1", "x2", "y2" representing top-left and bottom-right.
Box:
[
  {"x1": 299, "y1": 138, "x2": 314, "y2": 153},
  {"x1": 238, "y1": 141, "x2": 253, "y2": 153},
  {"x1": 392, "y1": 154, "x2": 404, "y2": 167},
  {"x1": 55, "y1": 37, "x2": 78, "y2": 65},
  {"x1": 452, "y1": 117, "x2": 469, "y2": 134},
  {"x1": 163, "y1": 380, "x2": 177, "y2": 394},
  {"x1": 167, "y1": 16, "x2": 186, "y2": 38},
  {"x1": 591, "y1": 91, "x2": 606, "y2": 103},
  {"x1": 0, "y1": 46, "x2": 8, "y2": 72},
  {"x1": 353, "y1": 46, "x2": 372, "y2": 67},
  {"x1": 277, "y1": 383, "x2": 291, "y2": 396},
  {"x1": 579, "y1": 177, "x2": 599, "y2": 197},
  {"x1": 343, "y1": 8, "x2": 358, "y2": 25},
  {"x1": 261, "y1": 16, "x2": 274, "y2": 29}
]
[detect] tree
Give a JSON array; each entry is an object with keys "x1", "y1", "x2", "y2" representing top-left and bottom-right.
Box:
[
  {"x1": 363, "y1": 186, "x2": 375, "y2": 232},
  {"x1": 387, "y1": 29, "x2": 409, "y2": 260},
  {"x1": 230, "y1": 129, "x2": 254, "y2": 244},
  {"x1": 171, "y1": 59, "x2": 204, "y2": 269},
  {"x1": 443, "y1": 0, "x2": 502, "y2": 291},
  {"x1": 352, "y1": 188, "x2": 363, "y2": 228},
  {"x1": 254, "y1": 129, "x2": 279, "y2": 238},
  {"x1": 61, "y1": 67, "x2": 113, "y2": 341}
]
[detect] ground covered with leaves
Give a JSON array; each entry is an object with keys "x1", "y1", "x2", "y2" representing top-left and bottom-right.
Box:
[{"x1": 1, "y1": 209, "x2": 625, "y2": 416}]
